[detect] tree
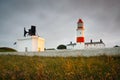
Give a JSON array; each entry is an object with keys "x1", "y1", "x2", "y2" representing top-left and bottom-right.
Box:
[
  {"x1": 114, "y1": 45, "x2": 119, "y2": 47},
  {"x1": 57, "y1": 44, "x2": 66, "y2": 50}
]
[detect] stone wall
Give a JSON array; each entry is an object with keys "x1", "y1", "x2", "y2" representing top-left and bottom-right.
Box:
[{"x1": 0, "y1": 47, "x2": 120, "y2": 57}]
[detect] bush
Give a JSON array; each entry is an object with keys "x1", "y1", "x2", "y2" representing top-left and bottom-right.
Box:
[
  {"x1": 0, "y1": 47, "x2": 17, "y2": 52},
  {"x1": 57, "y1": 44, "x2": 66, "y2": 49}
]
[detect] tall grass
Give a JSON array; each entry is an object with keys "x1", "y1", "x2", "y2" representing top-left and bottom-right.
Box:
[{"x1": 0, "y1": 55, "x2": 120, "y2": 80}]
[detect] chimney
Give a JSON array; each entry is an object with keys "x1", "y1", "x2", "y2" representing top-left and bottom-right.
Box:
[
  {"x1": 70, "y1": 41, "x2": 72, "y2": 44},
  {"x1": 90, "y1": 39, "x2": 92, "y2": 43},
  {"x1": 100, "y1": 39, "x2": 103, "y2": 43}
]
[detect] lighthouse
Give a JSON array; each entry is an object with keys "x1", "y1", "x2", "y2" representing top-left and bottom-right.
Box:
[
  {"x1": 75, "y1": 19, "x2": 85, "y2": 49},
  {"x1": 66, "y1": 18, "x2": 105, "y2": 50}
]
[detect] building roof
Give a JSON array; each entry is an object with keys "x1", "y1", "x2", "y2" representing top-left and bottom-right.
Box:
[
  {"x1": 85, "y1": 42, "x2": 104, "y2": 45},
  {"x1": 66, "y1": 42, "x2": 76, "y2": 46},
  {"x1": 85, "y1": 39, "x2": 105, "y2": 45},
  {"x1": 77, "y1": 19, "x2": 83, "y2": 23}
]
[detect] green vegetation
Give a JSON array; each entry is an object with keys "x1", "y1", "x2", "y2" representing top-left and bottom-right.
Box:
[
  {"x1": 0, "y1": 47, "x2": 17, "y2": 52},
  {"x1": 57, "y1": 44, "x2": 66, "y2": 49},
  {"x1": 0, "y1": 55, "x2": 120, "y2": 80}
]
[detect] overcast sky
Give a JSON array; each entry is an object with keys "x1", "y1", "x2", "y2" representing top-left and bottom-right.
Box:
[{"x1": 0, "y1": 0, "x2": 120, "y2": 49}]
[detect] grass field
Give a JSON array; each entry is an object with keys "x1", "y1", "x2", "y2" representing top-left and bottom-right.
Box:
[{"x1": 0, "y1": 55, "x2": 120, "y2": 80}]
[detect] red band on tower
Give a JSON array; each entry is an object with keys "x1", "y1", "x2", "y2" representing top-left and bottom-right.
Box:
[{"x1": 76, "y1": 37, "x2": 84, "y2": 42}]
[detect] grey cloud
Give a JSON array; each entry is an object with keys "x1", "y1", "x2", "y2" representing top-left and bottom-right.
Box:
[{"x1": 0, "y1": 0, "x2": 120, "y2": 48}]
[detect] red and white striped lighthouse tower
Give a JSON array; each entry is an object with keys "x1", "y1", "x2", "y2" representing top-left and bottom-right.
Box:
[{"x1": 75, "y1": 19, "x2": 85, "y2": 49}]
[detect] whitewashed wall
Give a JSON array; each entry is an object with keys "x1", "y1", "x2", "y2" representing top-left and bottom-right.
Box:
[
  {"x1": 74, "y1": 43, "x2": 84, "y2": 49},
  {"x1": 17, "y1": 36, "x2": 45, "y2": 52},
  {"x1": 0, "y1": 47, "x2": 120, "y2": 57},
  {"x1": 85, "y1": 44, "x2": 105, "y2": 49},
  {"x1": 17, "y1": 37, "x2": 32, "y2": 52},
  {"x1": 32, "y1": 36, "x2": 38, "y2": 51}
]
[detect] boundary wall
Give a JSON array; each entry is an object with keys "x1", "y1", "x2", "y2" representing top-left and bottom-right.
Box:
[{"x1": 0, "y1": 47, "x2": 120, "y2": 57}]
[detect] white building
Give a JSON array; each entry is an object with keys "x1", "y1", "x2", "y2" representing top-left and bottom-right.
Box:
[
  {"x1": 85, "y1": 39, "x2": 105, "y2": 49},
  {"x1": 67, "y1": 42, "x2": 76, "y2": 49},
  {"x1": 17, "y1": 36, "x2": 45, "y2": 52},
  {"x1": 17, "y1": 26, "x2": 45, "y2": 52}
]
